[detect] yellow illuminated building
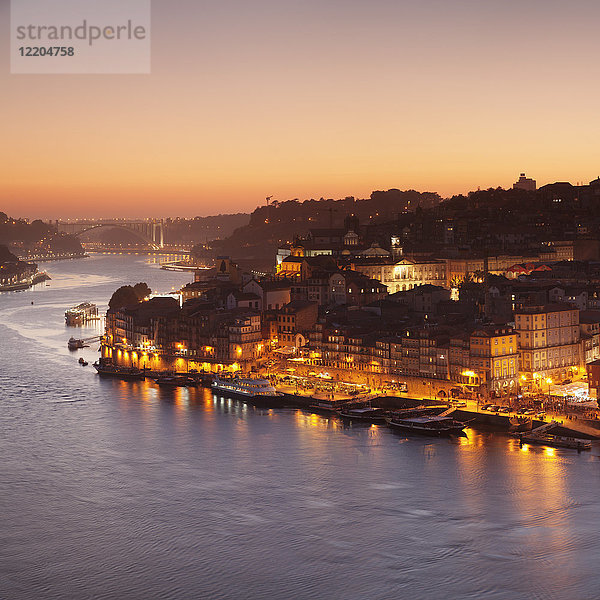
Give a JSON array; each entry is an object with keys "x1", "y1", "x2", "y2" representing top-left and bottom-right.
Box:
[
  {"x1": 515, "y1": 304, "x2": 581, "y2": 383},
  {"x1": 469, "y1": 326, "x2": 519, "y2": 395}
]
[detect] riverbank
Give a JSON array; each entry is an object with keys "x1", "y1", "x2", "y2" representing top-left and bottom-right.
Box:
[
  {"x1": 0, "y1": 271, "x2": 50, "y2": 292},
  {"x1": 18, "y1": 252, "x2": 87, "y2": 262},
  {"x1": 98, "y1": 343, "x2": 600, "y2": 440}
]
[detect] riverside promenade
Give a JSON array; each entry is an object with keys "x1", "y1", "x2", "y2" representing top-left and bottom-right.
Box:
[{"x1": 451, "y1": 397, "x2": 600, "y2": 439}]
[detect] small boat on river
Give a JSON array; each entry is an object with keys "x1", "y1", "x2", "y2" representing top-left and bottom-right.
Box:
[
  {"x1": 93, "y1": 362, "x2": 146, "y2": 380},
  {"x1": 518, "y1": 420, "x2": 592, "y2": 450},
  {"x1": 386, "y1": 411, "x2": 468, "y2": 436},
  {"x1": 154, "y1": 374, "x2": 195, "y2": 387},
  {"x1": 520, "y1": 433, "x2": 591, "y2": 451},
  {"x1": 338, "y1": 407, "x2": 387, "y2": 423},
  {"x1": 68, "y1": 337, "x2": 85, "y2": 350}
]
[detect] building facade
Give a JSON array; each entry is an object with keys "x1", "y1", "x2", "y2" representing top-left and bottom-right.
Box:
[
  {"x1": 352, "y1": 257, "x2": 446, "y2": 294},
  {"x1": 515, "y1": 304, "x2": 581, "y2": 384},
  {"x1": 469, "y1": 326, "x2": 519, "y2": 395}
]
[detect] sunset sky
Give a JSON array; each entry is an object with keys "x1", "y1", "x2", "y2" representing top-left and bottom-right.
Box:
[{"x1": 2, "y1": 0, "x2": 600, "y2": 219}]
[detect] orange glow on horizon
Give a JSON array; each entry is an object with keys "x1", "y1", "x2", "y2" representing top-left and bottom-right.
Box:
[{"x1": 3, "y1": 1, "x2": 600, "y2": 218}]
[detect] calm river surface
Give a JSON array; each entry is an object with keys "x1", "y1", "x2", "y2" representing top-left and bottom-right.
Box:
[{"x1": 1, "y1": 254, "x2": 600, "y2": 600}]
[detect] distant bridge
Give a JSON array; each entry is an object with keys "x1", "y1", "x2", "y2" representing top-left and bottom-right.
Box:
[{"x1": 55, "y1": 219, "x2": 165, "y2": 249}]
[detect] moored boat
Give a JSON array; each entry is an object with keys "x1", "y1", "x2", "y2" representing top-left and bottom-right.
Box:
[
  {"x1": 212, "y1": 376, "x2": 284, "y2": 404},
  {"x1": 338, "y1": 407, "x2": 387, "y2": 423},
  {"x1": 520, "y1": 433, "x2": 591, "y2": 451},
  {"x1": 68, "y1": 337, "x2": 85, "y2": 350},
  {"x1": 518, "y1": 420, "x2": 592, "y2": 450},
  {"x1": 154, "y1": 374, "x2": 195, "y2": 387},
  {"x1": 65, "y1": 302, "x2": 99, "y2": 326},
  {"x1": 309, "y1": 398, "x2": 350, "y2": 414},
  {"x1": 93, "y1": 361, "x2": 146, "y2": 380},
  {"x1": 509, "y1": 416, "x2": 533, "y2": 432},
  {"x1": 386, "y1": 413, "x2": 467, "y2": 436}
]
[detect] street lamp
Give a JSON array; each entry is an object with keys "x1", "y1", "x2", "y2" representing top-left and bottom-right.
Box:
[
  {"x1": 518, "y1": 374, "x2": 527, "y2": 404},
  {"x1": 546, "y1": 377, "x2": 552, "y2": 406}
]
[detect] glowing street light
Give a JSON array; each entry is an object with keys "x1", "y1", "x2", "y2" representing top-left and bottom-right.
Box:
[{"x1": 546, "y1": 377, "x2": 552, "y2": 403}]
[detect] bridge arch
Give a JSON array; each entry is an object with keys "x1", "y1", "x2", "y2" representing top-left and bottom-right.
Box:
[{"x1": 73, "y1": 224, "x2": 161, "y2": 250}]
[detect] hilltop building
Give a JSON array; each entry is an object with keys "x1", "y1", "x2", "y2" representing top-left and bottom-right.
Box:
[{"x1": 513, "y1": 173, "x2": 537, "y2": 191}]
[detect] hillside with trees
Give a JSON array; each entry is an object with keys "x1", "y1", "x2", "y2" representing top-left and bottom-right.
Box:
[
  {"x1": 191, "y1": 178, "x2": 600, "y2": 270},
  {"x1": 0, "y1": 212, "x2": 85, "y2": 258},
  {"x1": 194, "y1": 189, "x2": 441, "y2": 267}
]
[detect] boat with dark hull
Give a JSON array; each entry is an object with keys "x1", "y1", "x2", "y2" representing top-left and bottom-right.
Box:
[
  {"x1": 68, "y1": 337, "x2": 86, "y2": 350},
  {"x1": 309, "y1": 399, "x2": 350, "y2": 414},
  {"x1": 509, "y1": 417, "x2": 533, "y2": 433},
  {"x1": 518, "y1": 420, "x2": 592, "y2": 451},
  {"x1": 93, "y1": 362, "x2": 146, "y2": 380},
  {"x1": 153, "y1": 375, "x2": 196, "y2": 387},
  {"x1": 386, "y1": 412, "x2": 468, "y2": 436},
  {"x1": 211, "y1": 376, "x2": 285, "y2": 405},
  {"x1": 338, "y1": 407, "x2": 387, "y2": 423},
  {"x1": 520, "y1": 433, "x2": 591, "y2": 451}
]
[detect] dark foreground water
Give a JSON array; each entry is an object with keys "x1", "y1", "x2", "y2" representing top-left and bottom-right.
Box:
[{"x1": 1, "y1": 254, "x2": 600, "y2": 600}]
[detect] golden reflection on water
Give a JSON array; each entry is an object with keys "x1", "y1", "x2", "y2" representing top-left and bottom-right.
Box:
[
  {"x1": 294, "y1": 411, "x2": 342, "y2": 430},
  {"x1": 172, "y1": 386, "x2": 190, "y2": 411},
  {"x1": 110, "y1": 383, "x2": 581, "y2": 570},
  {"x1": 210, "y1": 394, "x2": 250, "y2": 420},
  {"x1": 457, "y1": 428, "x2": 487, "y2": 448},
  {"x1": 453, "y1": 427, "x2": 569, "y2": 535}
]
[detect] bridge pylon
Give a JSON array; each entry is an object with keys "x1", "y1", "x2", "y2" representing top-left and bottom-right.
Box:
[{"x1": 152, "y1": 220, "x2": 164, "y2": 248}]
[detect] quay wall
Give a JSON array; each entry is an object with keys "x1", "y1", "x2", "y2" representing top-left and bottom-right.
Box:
[{"x1": 453, "y1": 409, "x2": 600, "y2": 440}]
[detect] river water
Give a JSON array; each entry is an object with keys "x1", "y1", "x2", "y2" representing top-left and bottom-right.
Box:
[{"x1": 1, "y1": 254, "x2": 600, "y2": 600}]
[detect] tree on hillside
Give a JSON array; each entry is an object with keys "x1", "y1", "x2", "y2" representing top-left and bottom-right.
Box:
[
  {"x1": 133, "y1": 282, "x2": 151, "y2": 300},
  {"x1": 0, "y1": 244, "x2": 18, "y2": 263},
  {"x1": 108, "y1": 285, "x2": 142, "y2": 311}
]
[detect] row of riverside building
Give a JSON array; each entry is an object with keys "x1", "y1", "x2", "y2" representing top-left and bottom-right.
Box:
[
  {"x1": 304, "y1": 304, "x2": 588, "y2": 396},
  {"x1": 102, "y1": 225, "x2": 600, "y2": 398}
]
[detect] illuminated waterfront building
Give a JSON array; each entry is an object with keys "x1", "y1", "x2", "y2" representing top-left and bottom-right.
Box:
[
  {"x1": 469, "y1": 326, "x2": 519, "y2": 395},
  {"x1": 103, "y1": 297, "x2": 265, "y2": 372},
  {"x1": 515, "y1": 304, "x2": 581, "y2": 383},
  {"x1": 579, "y1": 311, "x2": 600, "y2": 363}
]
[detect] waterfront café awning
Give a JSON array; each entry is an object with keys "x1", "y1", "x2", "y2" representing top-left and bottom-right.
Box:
[
  {"x1": 549, "y1": 381, "x2": 589, "y2": 397},
  {"x1": 507, "y1": 264, "x2": 528, "y2": 275},
  {"x1": 548, "y1": 381, "x2": 598, "y2": 408}
]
